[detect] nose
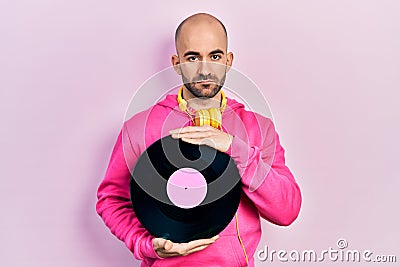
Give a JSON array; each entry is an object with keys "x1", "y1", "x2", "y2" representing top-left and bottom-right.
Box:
[{"x1": 197, "y1": 60, "x2": 211, "y2": 77}]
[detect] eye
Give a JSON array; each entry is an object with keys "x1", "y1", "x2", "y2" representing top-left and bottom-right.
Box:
[
  {"x1": 187, "y1": 56, "x2": 198, "y2": 62},
  {"x1": 211, "y1": 54, "x2": 221, "y2": 60}
]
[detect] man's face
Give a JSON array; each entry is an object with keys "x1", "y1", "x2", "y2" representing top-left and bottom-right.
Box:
[
  {"x1": 173, "y1": 19, "x2": 233, "y2": 99},
  {"x1": 180, "y1": 58, "x2": 227, "y2": 99}
]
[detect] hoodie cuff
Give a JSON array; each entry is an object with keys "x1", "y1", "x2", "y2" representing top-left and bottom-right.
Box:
[
  {"x1": 141, "y1": 235, "x2": 164, "y2": 260},
  {"x1": 225, "y1": 135, "x2": 252, "y2": 168}
]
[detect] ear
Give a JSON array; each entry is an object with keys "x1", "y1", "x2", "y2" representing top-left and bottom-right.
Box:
[
  {"x1": 226, "y1": 52, "x2": 234, "y2": 72},
  {"x1": 171, "y1": 54, "x2": 182, "y2": 75}
]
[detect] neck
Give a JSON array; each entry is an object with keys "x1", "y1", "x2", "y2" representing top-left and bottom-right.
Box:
[{"x1": 182, "y1": 87, "x2": 222, "y2": 110}]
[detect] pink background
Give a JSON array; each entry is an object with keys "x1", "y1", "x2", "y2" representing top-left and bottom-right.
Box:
[{"x1": 1, "y1": 1, "x2": 399, "y2": 266}]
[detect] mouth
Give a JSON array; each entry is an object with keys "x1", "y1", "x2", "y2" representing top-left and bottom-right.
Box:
[{"x1": 196, "y1": 80, "x2": 215, "y2": 84}]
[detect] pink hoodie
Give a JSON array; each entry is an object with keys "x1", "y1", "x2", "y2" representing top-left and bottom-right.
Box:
[{"x1": 96, "y1": 93, "x2": 302, "y2": 267}]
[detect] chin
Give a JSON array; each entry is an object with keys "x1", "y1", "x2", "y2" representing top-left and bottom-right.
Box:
[{"x1": 193, "y1": 85, "x2": 220, "y2": 98}]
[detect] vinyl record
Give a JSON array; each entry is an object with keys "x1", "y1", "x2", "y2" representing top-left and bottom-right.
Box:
[{"x1": 130, "y1": 135, "x2": 242, "y2": 243}]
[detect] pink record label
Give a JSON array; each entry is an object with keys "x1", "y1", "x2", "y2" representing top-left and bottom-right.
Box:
[{"x1": 166, "y1": 167, "x2": 207, "y2": 209}]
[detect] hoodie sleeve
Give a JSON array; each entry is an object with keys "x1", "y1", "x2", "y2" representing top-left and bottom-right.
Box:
[
  {"x1": 95, "y1": 125, "x2": 164, "y2": 261},
  {"x1": 225, "y1": 117, "x2": 302, "y2": 226}
]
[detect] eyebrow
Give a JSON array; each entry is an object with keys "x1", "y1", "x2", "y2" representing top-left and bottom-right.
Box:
[
  {"x1": 183, "y1": 49, "x2": 225, "y2": 57},
  {"x1": 183, "y1": 51, "x2": 200, "y2": 57},
  {"x1": 209, "y1": 49, "x2": 225, "y2": 55}
]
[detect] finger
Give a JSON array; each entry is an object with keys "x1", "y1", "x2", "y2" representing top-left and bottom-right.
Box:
[
  {"x1": 153, "y1": 238, "x2": 174, "y2": 252},
  {"x1": 211, "y1": 235, "x2": 219, "y2": 240},
  {"x1": 170, "y1": 125, "x2": 215, "y2": 134},
  {"x1": 180, "y1": 137, "x2": 202, "y2": 146},
  {"x1": 154, "y1": 241, "x2": 181, "y2": 258},
  {"x1": 158, "y1": 239, "x2": 216, "y2": 257},
  {"x1": 171, "y1": 131, "x2": 216, "y2": 139},
  {"x1": 190, "y1": 235, "x2": 219, "y2": 244},
  {"x1": 183, "y1": 238, "x2": 217, "y2": 252},
  {"x1": 163, "y1": 236, "x2": 219, "y2": 256},
  {"x1": 152, "y1": 238, "x2": 164, "y2": 250},
  {"x1": 162, "y1": 239, "x2": 214, "y2": 255},
  {"x1": 163, "y1": 240, "x2": 173, "y2": 251},
  {"x1": 182, "y1": 137, "x2": 219, "y2": 148},
  {"x1": 153, "y1": 238, "x2": 167, "y2": 250},
  {"x1": 185, "y1": 244, "x2": 211, "y2": 255},
  {"x1": 156, "y1": 251, "x2": 181, "y2": 258}
]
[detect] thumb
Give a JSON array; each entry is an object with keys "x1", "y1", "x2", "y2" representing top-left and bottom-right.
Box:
[
  {"x1": 153, "y1": 238, "x2": 173, "y2": 251},
  {"x1": 163, "y1": 240, "x2": 173, "y2": 251}
]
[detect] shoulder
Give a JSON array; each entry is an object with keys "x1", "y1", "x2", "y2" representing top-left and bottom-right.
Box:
[
  {"x1": 227, "y1": 97, "x2": 274, "y2": 129},
  {"x1": 124, "y1": 94, "x2": 177, "y2": 129},
  {"x1": 124, "y1": 108, "x2": 152, "y2": 132}
]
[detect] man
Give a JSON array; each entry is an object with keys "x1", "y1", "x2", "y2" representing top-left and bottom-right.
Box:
[{"x1": 96, "y1": 13, "x2": 302, "y2": 267}]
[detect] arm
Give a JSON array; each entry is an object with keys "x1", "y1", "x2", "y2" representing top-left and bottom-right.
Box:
[
  {"x1": 95, "y1": 125, "x2": 163, "y2": 261},
  {"x1": 96, "y1": 123, "x2": 217, "y2": 260},
  {"x1": 226, "y1": 118, "x2": 302, "y2": 226}
]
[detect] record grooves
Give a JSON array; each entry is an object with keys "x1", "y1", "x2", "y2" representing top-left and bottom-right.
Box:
[{"x1": 130, "y1": 135, "x2": 241, "y2": 243}]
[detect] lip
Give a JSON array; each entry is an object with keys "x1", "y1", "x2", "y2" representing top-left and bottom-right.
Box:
[{"x1": 196, "y1": 80, "x2": 214, "y2": 84}]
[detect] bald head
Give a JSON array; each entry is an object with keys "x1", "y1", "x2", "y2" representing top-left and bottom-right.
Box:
[
  {"x1": 171, "y1": 13, "x2": 233, "y2": 100},
  {"x1": 175, "y1": 13, "x2": 228, "y2": 53}
]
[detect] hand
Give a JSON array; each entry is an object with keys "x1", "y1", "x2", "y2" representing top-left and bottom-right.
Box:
[
  {"x1": 169, "y1": 125, "x2": 234, "y2": 152},
  {"x1": 152, "y1": 235, "x2": 219, "y2": 258}
]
